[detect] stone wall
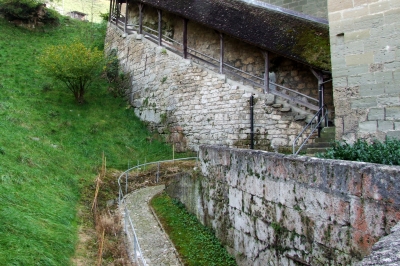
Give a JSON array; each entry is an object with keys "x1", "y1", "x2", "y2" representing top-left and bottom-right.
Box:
[
  {"x1": 106, "y1": 24, "x2": 315, "y2": 152},
  {"x1": 166, "y1": 145, "x2": 400, "y2": 265},
  {"x1": 328, "y1": 0, "x2": 400, "y2": 143},
  {"x1": 252, "y1": 0, "x2": 328, "y2": 19}
]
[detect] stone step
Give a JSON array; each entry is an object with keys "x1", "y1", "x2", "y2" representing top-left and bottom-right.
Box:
[{"x1": 304, "y1": 127, "x2": 336, "y2": 155}]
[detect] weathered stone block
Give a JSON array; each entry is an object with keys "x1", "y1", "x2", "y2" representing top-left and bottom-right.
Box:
[
  {"x1": 351, "y1": 97, "x2": 377, "y2": 109},
  {"x1": 344, "y1": 29, "x2": 370, "y2": 43},
  {"x1": 368, "y1": 108, "x2": 385, "y2": 120},
  {"x1": 378, "y1": 120, "x2": 394, "y2": 131},
  {"x1": 359, "y1": 83, "x2": 385, "y2": 97},
  {"x1": 387, "y1": 130, "x2": 400, "y2": 139},
  {"x1": 359, "y1": 121, "x2": 377, "y2": 133},
  {"x1": 345, "y1": 51, "x2": 374, "y2": 66},
  {"x1": 386, "y1": 106, "x2": 400, "y2": 120},
  {"x1": 369, "y1": 1, "x2": 390, "y2": 15},
  {"x1": 378, "y1": 96, "x2": 400, "y2": 106},
  {"x1": 328, "y1": 0, "x2": 353, "y2": 13},
  {"x1": 343, "y1": 5, "x2": 369, "y2": 19}
]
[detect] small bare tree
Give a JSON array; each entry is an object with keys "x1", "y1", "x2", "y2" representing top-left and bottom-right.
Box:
[{"x1": 38, "y1": 42, "x2": 104, "y2": 104}]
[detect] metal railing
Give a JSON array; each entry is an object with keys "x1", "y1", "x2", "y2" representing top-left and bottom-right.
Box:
[
  {"x1": 117, "y1": 157, "x2": 198, "y2": 265},
  {"x1": 292, "y1": 106, "x2": 328, "y2": 155},
  {"x1": 110, "y1": 16, "x2": 319, "y2": 111}
]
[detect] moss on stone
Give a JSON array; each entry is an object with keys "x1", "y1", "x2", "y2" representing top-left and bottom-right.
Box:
[{"x1": 293, "y1": 29, "x2": 331, "y2": 71}]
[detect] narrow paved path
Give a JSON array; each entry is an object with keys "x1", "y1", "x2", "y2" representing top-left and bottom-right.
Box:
[{"x1": 123, "y1": 185, "x2": 182, "y2": 266}]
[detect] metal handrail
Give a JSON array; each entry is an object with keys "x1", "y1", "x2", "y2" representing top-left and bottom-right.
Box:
[
  {"x1": 223, "y1": 62, "x2": 264, "y2": 81},
  {"x1": 188, "y1": 47, "x2": 220, "y2": 64},
  {"x1": 117, "y1": 157, "x2": 197, "y2": 265},
  {"x1": 271, "y1": 81, "x2": 318, "y2": 103},
  {"x1": 292, "y1": 106, "x2": 328, "y2": 155}
]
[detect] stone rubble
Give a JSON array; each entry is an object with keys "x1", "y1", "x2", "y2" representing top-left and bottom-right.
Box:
[{"x1": 361, "y1": 222, "x2": 400, "y2": 266}]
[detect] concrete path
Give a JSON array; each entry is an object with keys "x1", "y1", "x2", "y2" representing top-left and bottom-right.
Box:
[{"x1": 123, "y1": 185, "x2": 182, "y2": 266}]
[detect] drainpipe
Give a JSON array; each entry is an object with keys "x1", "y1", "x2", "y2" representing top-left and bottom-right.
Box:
[
  {"x1": 311, "y1": 68, "x2": 324, "y2": 137},
  {"x1": 318, "y1": 80, "x2": 323, "y2": 137},
  {"x1": 250, "y1": 95, "x2": 254, "y2": 149}
]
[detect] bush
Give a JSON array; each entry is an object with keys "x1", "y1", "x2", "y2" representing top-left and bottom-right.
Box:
[
  {"x1": 0, "y1": 0, "x2": 59, "y2": 25},
  {"x1": 317, "y1": 138, "x2": 400, "y2": 165},
  {"x1": 38, "y1": 42, "x2": 104, "y2": 104},
  {"x1": 0, "y1": 0, "x2": 40, "y2": 20},
  {"x1": 99, "y1": 12, "x2": 109, "y2": 22}
]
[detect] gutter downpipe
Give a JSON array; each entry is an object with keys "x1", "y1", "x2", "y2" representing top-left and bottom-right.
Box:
[
  {"x1": 250, "y1": 95, "x2": 254, "y2": 149},
  {"x1": 311, "y1": 68, "x2": 324, "y2": 137}
]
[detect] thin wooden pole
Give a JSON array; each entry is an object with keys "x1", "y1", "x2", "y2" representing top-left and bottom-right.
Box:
[
  {"x1": 108, "y1": 0, "x2": 112, "y2": 22},
  {"x1": 124, "y1": 1, "x2": 128, "y2": 32},
  {"x1": 138, "y1": 3, "x2": 143, "y2": 34},
  {"x1": 111, "y1": 0, "x2": 115, "y2": 22},
  {"x1": 219, "y1": 32, "x2": 224, "y2": 74},
  {"x1": 115, "y1": 1, "x2": 119, "y2": 26},
  {"x1": 183, "y1": 18, "x2": 188, "y2": 59},
  {"x1": 158, "y1": 9, "x2": 162, "y2": 46}
]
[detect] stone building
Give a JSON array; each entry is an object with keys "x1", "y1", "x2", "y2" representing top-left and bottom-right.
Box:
[
  {"x1": 106, "y1": 0, "x2": 399, "y2": 152},
  {"x1": 106, "y1": 0, "x2": 334, "y2": 153}
]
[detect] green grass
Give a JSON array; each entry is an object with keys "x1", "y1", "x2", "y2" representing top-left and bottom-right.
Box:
[
  {"x1": 151, "y1": 193, "x2": 237, "y2": 266},
  {"x1": 0, "y1": 17, "x2": 190, "y2": 265}
]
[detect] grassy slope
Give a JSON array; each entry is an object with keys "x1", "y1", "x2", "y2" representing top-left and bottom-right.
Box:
[{"x1": 0, "y1": 18, "x2": 185, "y2": 265}]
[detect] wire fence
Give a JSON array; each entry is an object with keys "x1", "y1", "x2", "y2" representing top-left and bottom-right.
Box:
[{"x1": 117, "y1": 157, "x2": 198, "y2": 265}]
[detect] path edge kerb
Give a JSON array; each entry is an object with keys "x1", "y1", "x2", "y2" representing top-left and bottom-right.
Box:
[{"x1": 148, "y1": 190, "x2": 185, "y2": 266}]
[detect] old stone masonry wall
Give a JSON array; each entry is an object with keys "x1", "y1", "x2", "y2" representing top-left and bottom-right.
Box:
[
  {"x1": 105, "y1": 24, "x2": 312, "y2": 152},
  {"x1": 328, "y1": 0, "x2": 400, "y2": 143},
  {"x1": 166, "y1": 145, "x2": 400, "y2": 265}
]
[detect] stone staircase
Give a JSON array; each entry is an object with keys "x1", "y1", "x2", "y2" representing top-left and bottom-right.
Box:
[{"x1": 303, "y1": 127, "x2": 336, "y2": 155}]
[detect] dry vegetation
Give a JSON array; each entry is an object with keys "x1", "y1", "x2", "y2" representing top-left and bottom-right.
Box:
[{"x1": 75, "y1": 159, "x2": 197, "y2": 265}]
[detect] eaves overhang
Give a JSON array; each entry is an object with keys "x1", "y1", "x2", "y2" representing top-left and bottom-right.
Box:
[{"x1": 128, "y1": 0, "x2": 331, "y2": 71}]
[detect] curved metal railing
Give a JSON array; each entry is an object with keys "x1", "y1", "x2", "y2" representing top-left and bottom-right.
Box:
[
  {"x1": 117, "y1": 157, "x2": 198, "y2": 265},
  {"x1": 292, "y1": 106, "x2": 328, "y2": 155}
]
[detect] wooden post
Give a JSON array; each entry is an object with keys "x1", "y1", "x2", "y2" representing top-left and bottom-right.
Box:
[
  {"x1": 262, "y1": 51, "x2": 270, "y2": 93},
  {"x1": 138, "y1": 3, "x2": 143, "y2": 34},
  {"x1": 219, "y1": 32, "x2": 224, "y2": 74},
  {"x1": 157, "y1": 9, "x2": 162, "y2": 46},
  {"x1": 124, "y1": 1, "x2": 128, "y2": 33},
  {"x1": 183, "y1": 18, "x2": 188, "y2": 59},
  {"x1": 115, "y1": 1, "x2": 119, "y2": 26},
  {"x1": 108, "y1": 0, "x2": 112, "y2": 22},
  {"x1": 111, "y1": 0, "x2": 115, "y2": 22}
]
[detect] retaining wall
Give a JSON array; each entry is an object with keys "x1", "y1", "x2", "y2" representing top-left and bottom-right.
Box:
[{"x1": 166, "y1": 145, "x2": 400, "y2": 265}]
